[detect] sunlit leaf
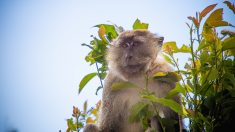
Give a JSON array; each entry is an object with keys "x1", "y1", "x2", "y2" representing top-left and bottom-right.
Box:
[
  {"x1": 85, "y1": 53, "x2": 96, "y2": 65},
  {"x1": 133, "y1": 19, "x2": 149, "y2": 29},
  {"x1": 79, "y1": 72, "x2": 97, "y2": 93},
  {"x1": 67, "y1": 118, "x2": 77, "y2": 131},
  {"x1": 95, "y1": 24, "x2": 118, "y2": 40},
  {"x1": 224, "y1": 1, "x2": 235, "y2": 14},
  {"x1": 83, "y1": 100, "x2": 88, "y2": 114},
  {"x1": 166, "y1": 83, "x2": 186, "y2": 98},
  {"x1": 98, "y1": 25, "x2": 107, "y2": 43},
  {"x1": 153, "y1": 72, "x2": 168, "y2": 77},
  {"x1": 162, "y1": 41, "x2": 179, "y2": 53},
  {"x1": 222, "y1": 37, "x2": 235, "y2": 51},
  {"x1": 204, "y1": 8, "x2": 231, "y2": 28},
  {"x1": 185, "y1": 84, "x2": 193, "y2": 92},
  {"x1": 142, "y1": 95, "x2": 186, "y2": 116},
  {"x1": 153, "y1": 72, "x2": 181, "y2": 82},
  {"x1": 198, "y1": 39, "x2": 210, "y2": 51},
  {"x1": 199, "y1": 3, "x2": 217, "y2": 22},
  {"x1": 112, "y1": 81, "x2": 138, "y2": 90},
  {"x1": 91, "y1": 109, "x2": 98, "y2": 116},
  {"x1": 162, "y1": 54, "x2": 174, "y2": 66},
  {"x1": 179, "y1": 44, "x2": 191, "y2": 53},
  {"x1": 86, "y1": 117, "x2": 95, "y2": 124}
]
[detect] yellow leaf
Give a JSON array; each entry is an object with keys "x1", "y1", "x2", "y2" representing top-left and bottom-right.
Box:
[
  {"x1": 91, "y1": 109, "x2": 98, "y2": 116},
  {"x1": 86, "y1": 117, "x2": 95, "y2": 124},
  {"x1": 98, "y1": 25, "x2": 106, "y2": 42},
  {"x1": 154, "y1": 72, "x2": 168, "y2": 77},
  {"x1": 204, "y1": 8, "x2": 231, "y2": 28}
]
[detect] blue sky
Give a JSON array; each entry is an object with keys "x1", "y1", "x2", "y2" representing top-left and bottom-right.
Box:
[{"x1": 0, "y1": 0, "x2": 234, "y2": 131}]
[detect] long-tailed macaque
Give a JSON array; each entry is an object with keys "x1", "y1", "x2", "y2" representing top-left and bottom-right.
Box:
[{"x1": 84, "y1": 29, "x2": 182, "y2": 132}]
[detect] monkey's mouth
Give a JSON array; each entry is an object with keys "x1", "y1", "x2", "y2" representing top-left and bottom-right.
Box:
[
  {"x1": 124, "y1": 64, "x2": 145, "y2": 73},
  {"x1": 126, "y1": 65, "x2": 141, "y2": 68}
]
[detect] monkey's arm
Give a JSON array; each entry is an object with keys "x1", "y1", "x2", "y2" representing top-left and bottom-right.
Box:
[
  {"x1": 83, "y1": 73, "x2": 118, "y2": 132},
  {"x1": 148, "y1": 62, "x2": 183, "y2": 132}
]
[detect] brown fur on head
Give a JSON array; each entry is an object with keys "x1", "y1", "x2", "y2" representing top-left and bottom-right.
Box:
[{"x1": 106, "y1": 29, "x2": 164, "y2": 78}]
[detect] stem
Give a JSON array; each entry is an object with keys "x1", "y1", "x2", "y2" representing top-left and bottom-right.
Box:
[
  {"x1": 196, "y1": 27, "x2": 201, "y2": 44},
  {"x1": 76, "y1": 116, "x2": 79, "y2": 132},
  {"x1": 189, "y1": 25, "x2": 199, "y2": 109},
  {"x1": 95, "y1": 62, "x2": 104, "y2": 88},
  {"x1": 151, "y1": 102, "x2": 166, "y2": 132},
  {"x1": 170, "y1": 54, "x2": 193, "y2": 101}
]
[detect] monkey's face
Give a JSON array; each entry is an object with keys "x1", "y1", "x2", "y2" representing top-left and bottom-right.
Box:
[{"x1": 108, "y1": 30, "x2": 163, "y2": 74}]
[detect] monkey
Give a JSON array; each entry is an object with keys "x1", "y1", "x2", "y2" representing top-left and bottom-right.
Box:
[{"x1": 84, "y1": 29, "x2": 182, "y2": 132}]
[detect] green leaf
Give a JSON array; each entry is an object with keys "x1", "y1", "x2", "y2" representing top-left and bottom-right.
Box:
[
  {"x1": 167, "y1": 72, "x2": 182, "y2": 82},
  {"x1": 132, "y1": 19, "x2": 149, "y2": 29},
  {"x1": 162, "y1": 54, "x2": 174, "y2": 66},
  {"x1": 112, "y1": 81, "x2": 138, "y2": 90},
  {"x1": 162, "y1": 42, "x2": 190, "y2": 53},
  {"x1": 198, "y1": 39, "x2": 210, "y2": 51},
  {"x1": 224, "y1": 73, "x2": 235, "y2": 88},
  {"x1": 94, "y1": 24, "x2": 118, "y2": 40},
  {"x1": 161, "y1": 118, "x2": 178, "y2": 129},
  {"x1": 67, "y1": 118, "x2": 77, "y2": 131},
  {"x1": 85, "y1": 53, "x2": 96, "y2": 65},
  {"x1": 79, "y1": 72, "x2": 97, "y2": 93},
  {"x1": 128, "y1": 102, "x2": 149, "y2": 122},
  {"x1": 178, "y1": 44, "x2": 191, "y2": 53},
  {"x1": 162, "y1": 41, "x2": 179, "y2": 53},
  {"x1": 83, "y1": 100, "x2": 88, "y2": 114},
  {"x1": 166, "y1": 83, "x2": 186, "y2": 98},
  {"x1": 207, "y1": 68, "x2": 218, "y2": 81},
  {"x1": 142, "y1": 95, "x2": 185, "y2": 116},
  {"x1": 222, "y1": 37, "x2": 235, "y2": 51}
]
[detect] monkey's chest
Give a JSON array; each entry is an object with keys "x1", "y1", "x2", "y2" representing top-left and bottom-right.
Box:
[{"x1": 109, "y1": 88, "x2": 143, "y2": 132}]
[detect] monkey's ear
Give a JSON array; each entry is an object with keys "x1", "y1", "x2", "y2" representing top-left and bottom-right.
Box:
[
  {"x1": 158, "y1": 36, "x2": 164, "y2": 46},
  {"x1": 153, "y1": 33, "x2": 164, "y2": 46},
  {"x1": 110, "y1": 39, "x2": 119, "y2": 47}
]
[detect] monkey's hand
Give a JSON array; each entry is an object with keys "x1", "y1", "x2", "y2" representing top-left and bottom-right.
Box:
[{"x1": 83, "y1": 124, "x2": 99, "y2": 132}]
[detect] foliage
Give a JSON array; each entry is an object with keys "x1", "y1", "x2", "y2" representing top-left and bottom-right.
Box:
[
  {"x1": 66, "y1": 1, "x2": 235, "y2": 131},
  {"x1": 66, "y1": 101, "x2": 101, "y2": 132}
]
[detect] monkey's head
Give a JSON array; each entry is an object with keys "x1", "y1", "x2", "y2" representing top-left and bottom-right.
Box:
[{"x1": 107, "y1": 29, "x2": 164, "y2": 78}]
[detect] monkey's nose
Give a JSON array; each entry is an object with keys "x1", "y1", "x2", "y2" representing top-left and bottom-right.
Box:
[{"x1": 127, "y1": 55, "x2": 133, "y2": 60}]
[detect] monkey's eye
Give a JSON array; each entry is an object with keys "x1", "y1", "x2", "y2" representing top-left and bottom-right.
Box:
[
  {"x1": 121, "y1": 43, "x2": 128, "y2": 48},
  {"x1": 133, "y1": 41, "x2": 140, "y2": 46},
  {"x1": 133, "y1": 43, "x2": 137, "y2": 46}
]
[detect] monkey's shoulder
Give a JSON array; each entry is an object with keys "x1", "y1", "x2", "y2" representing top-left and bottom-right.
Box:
[{"x1": 149, "y1": 61, "x2": 173, "y2": 75}]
